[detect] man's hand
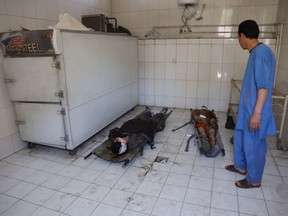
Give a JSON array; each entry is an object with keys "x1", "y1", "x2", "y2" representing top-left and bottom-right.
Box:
[
  {"x1": 249, "y1": 112, "x2": 261, "y2": 131},
  {"x1": 250, "y1": 88, "x2": 268, "y2": 131}
]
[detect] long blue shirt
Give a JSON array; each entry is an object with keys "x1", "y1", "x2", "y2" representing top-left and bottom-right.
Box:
[{"x1": 236, "y1": 43, "x2": 276, "y2": 139}]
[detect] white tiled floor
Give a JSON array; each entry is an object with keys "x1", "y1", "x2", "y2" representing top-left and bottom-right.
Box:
[{"x1": 1, "y1": 105, "x2": 288, "y2": 216}]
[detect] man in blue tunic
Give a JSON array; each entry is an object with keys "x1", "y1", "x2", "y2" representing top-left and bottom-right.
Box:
[{"x1": 225, "y1": 20, "x2": 276, "y2": 189}]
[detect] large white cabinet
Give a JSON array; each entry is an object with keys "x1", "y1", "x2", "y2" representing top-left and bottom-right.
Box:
[{"x1": 2, "y1": 29, "x2": 138, "y2": 154}]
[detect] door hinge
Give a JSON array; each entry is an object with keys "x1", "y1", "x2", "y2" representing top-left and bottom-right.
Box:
[
  {"x1": 4, "y1": 78, "x2": 14, "y2": 83},
  {"x1": 15, "y1": 120, "x2": 25, "y2": 125},
  {"x1": 57, "y1": 108, "x2": 66, "y2": 115},
  {"x1": 61, "y1": 135, "x2": 69, "y2": 142},
  {"x1": 51, "y1": 61, "x2": 61, "y2": 69},
  {"x1": 55, "y1": 90, "x2": 64, "y2": 98}
]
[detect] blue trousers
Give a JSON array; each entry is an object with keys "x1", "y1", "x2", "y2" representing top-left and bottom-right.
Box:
[{"x1": 234, "y1": 129, "x2": 267, "y2": 184}]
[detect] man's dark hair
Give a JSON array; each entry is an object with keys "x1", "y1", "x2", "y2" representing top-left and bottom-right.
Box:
[
  {"x1": 110, "y1": 141, "x2": 121, "y2": 154},
  {"x1": 108, "y1": 127, "x2": 121, "y2": 142},
  {"x1": 238, "y1": 20, "x2": 260, "y2": 39}
]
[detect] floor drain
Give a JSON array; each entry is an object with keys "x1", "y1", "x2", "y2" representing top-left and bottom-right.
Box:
[{"x1": 154, "y1": 156, "x2": 169, "y2": 163}]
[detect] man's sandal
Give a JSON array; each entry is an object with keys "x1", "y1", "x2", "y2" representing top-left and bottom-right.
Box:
[
  {"x1": 235, "y1": 179, "x2": 261, "y2": 189},
  {"x1": 225, "y1": 165, "x2": 247, "y2": 175}
]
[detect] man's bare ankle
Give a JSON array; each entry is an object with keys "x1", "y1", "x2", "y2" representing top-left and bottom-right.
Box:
[{"x1": 236, "y1": 168, "x2": 246, "y2": 173}]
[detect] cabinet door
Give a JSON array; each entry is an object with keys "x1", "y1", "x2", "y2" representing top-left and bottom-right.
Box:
[
  {"x1": 15, "y1": 103, "x2": 67, "y2": 148},
  {"x1": 4, "y1": 57, "x2": 61, "y2": 102}
]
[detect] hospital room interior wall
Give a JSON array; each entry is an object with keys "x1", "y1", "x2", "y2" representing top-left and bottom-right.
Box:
[
  {"x1": 0, "y1": 0, "x2": 112, "y2": 159},
  {"x1": 111, "y1": 0, "x2": 278, "y2": 111},
  {"x1": 0, "y1": 0, "x2": 283, "y2": 159},
  {"x1": 112, "y1": 0, "x2": 278, "y2": 39},
  {"x1": 276, "y1": 0, "x2": 288, "y2": 146},
  {"x1": 137, "y1": 38, "x2": 276, "y2": 111}
]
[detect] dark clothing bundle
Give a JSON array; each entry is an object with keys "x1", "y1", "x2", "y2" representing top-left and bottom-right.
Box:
[
  {"x1": 108, "y1": 111, "x2": 165, "y2": 149},
  {"x1": 120, "y1": 112, "x2": 164, "y2": 140}
]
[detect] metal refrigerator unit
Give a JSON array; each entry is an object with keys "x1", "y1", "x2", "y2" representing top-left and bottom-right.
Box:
[{"x1": 1, "y1": 29, "x2": 138, "y2": 155}]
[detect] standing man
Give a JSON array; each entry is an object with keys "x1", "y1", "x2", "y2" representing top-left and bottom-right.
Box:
[{"x1": 225, "y1": 20, "x2": 276, "y2": 189}]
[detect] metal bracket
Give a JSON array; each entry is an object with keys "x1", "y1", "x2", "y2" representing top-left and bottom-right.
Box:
[
  {"x1": 15, "y1": 120, "x2": 25, "y2": 125},
  {"x1": 4, "y1": 79, "x2": 14, "y2": 83},
  {"x1": 55, "y1": 90, "x2": 64, "y2": 98},
  {"x1": 57, "y1": 108, "x2": 66, "y2": 115}
]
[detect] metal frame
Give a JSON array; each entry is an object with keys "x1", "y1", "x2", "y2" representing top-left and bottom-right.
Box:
[
  {"x1": 228, "y1": 79, "x2": 288, "y2": 150},
  {"x1": 145, "y1": 23, "x2": 282, "y2": 39}
]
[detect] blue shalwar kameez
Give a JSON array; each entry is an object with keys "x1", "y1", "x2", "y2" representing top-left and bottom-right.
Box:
[{"x1": 234, "y1": 43, "x2": 276, "y2": 184}]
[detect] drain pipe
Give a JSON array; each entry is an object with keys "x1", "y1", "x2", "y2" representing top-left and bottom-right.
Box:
[{"x1": 274, "y1": 23, "x2": 283, "y2": 88}]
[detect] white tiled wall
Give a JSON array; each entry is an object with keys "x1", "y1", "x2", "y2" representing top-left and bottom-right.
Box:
[
  {"x1": 112, "y1": 0, "x2": 278, "y2": 39},
  {"x1": 0, "y1": 0, "x2": 111, "y2": 159},
  {"x1": 276, "y1": 0, "x2": 288, "y2": 146},
  {"x1": 138, "y1": 38, "x2": 276, "y2": 111},
  {"x1": 112, "y1": 0, "x2": 279, "y2": 112}
]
